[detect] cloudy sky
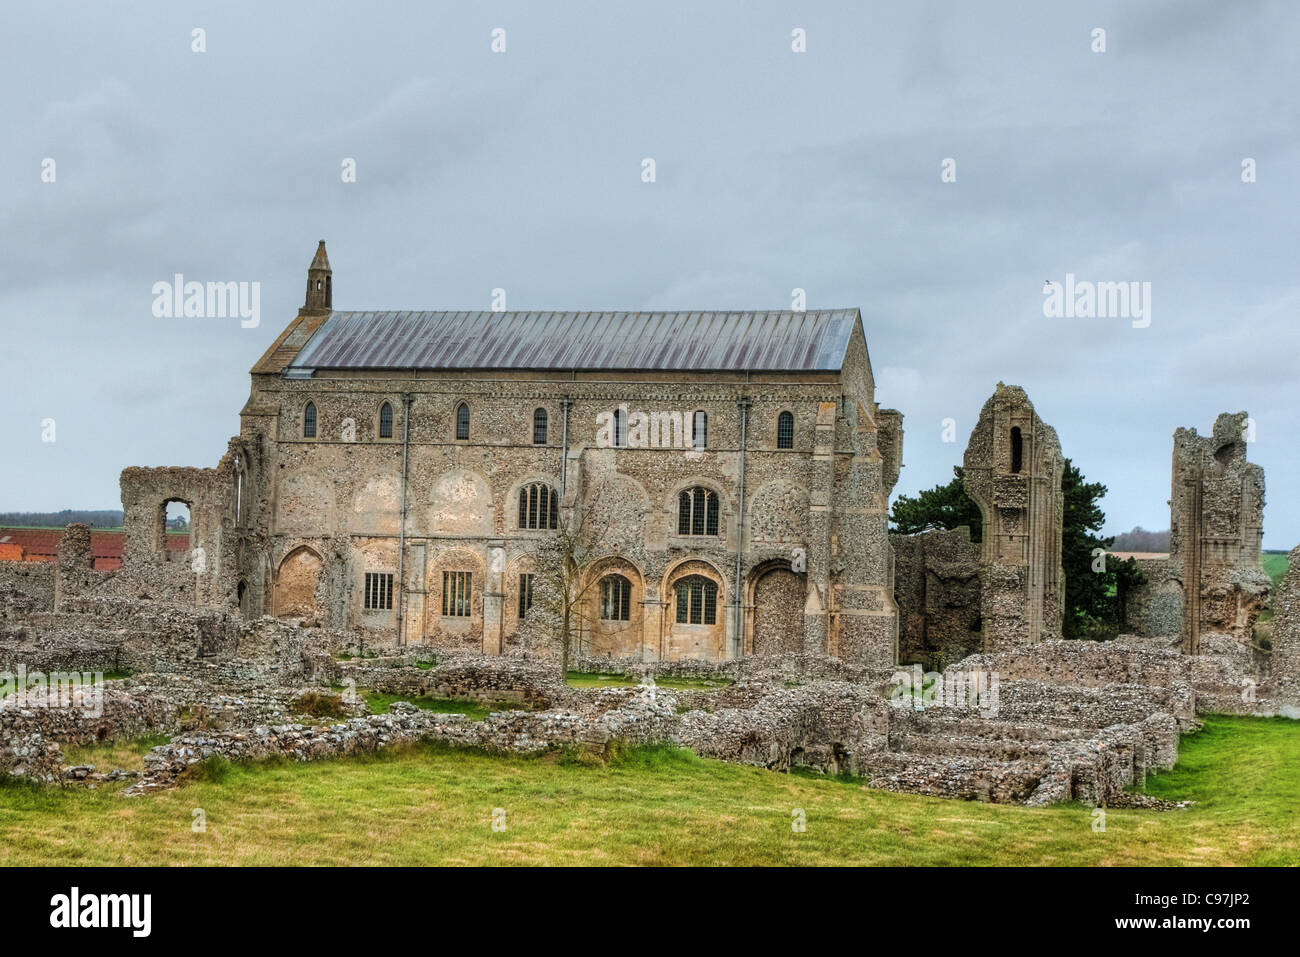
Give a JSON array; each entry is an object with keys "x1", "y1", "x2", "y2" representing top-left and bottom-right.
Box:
[{"x1": 2, "y1": 1, "x2": 1296, "y2": 547}]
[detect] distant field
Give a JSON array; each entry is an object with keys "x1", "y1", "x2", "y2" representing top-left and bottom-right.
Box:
[{"x1": 1263, "y1": 552, "x2": 1289, "y2": 589}]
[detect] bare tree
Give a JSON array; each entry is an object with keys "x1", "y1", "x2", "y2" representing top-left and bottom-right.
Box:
[{"x1": 517, "y1": 471, "x2": 622, "y2": 672}]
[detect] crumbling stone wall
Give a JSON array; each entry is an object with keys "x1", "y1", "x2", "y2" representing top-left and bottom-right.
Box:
[
  {"x1": 338, "y1": 652, "x2": 567, "y2": 709},
  {"x1": 0, "y1": 561, "x2": 55, "y2": 617},
  {"x1": 103, "y1": 437, "x2": 266, "y2": 620},
  {"x1": 54, "y1": 524, "x2": 95, "y2": 610},
  {"x1": 1123, "y1": 557, "x2": 1182, "y2": 638},
  {"x1": 1272, "y1": 545, "x2": 1300, "y2": 686},
  {"x1": 1166, "y1": 413, "x2": 1270, "y2": 652},
  {"x1": 1, "y1": 687, "x2": 182, "y2": 782},
  {"x1": 890, "y1": 527, "x2": 982, "y2": 668},
  {"x1": 962, "y1": 383, "x2": 1064, "y2": 649}
]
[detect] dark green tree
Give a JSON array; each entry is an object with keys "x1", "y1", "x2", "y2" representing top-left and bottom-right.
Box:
[
  {"x1": 1060, "y1": 459, "x2": 1117, "y2": 638},
  {"x1": 890, "y1": 459, "x2": 1143, "y2": 639},
  {"x1": 888, "y1": 467, "x2": 982, "y2": 542}
]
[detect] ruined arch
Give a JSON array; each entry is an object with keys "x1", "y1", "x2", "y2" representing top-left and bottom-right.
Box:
[
  {"x1": 748, "y1": 561, "x2": 807, "y2": 656},
  {"x1": 272, "y1": 545, "x2": 325, "y2": 619}
]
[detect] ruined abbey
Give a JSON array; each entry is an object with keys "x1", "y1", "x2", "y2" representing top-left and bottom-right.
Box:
[{"x1": 3, "y1": 242, "x2": 1297, "y2": 805}]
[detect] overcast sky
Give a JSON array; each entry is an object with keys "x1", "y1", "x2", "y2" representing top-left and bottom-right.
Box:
[{"x1": 2, "y1": 1, "x2": 1296, "y2": 548}]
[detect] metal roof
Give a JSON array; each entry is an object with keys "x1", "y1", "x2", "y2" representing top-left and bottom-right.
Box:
[{"x1": 286, "y1": 309, "x2": 860, "y2": 373}]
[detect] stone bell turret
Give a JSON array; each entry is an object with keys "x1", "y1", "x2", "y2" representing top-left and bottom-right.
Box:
[{"x1": 304, "y1": 240, "x2": 332, "y2": 312}]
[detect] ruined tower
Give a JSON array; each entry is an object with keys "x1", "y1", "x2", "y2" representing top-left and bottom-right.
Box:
[
  {"x1": 962, "y1": 383, "x2": 1064, "y2": 649},
  {"x1": 1169, "y1": 412, "x2": 1269, "y2": 653}
]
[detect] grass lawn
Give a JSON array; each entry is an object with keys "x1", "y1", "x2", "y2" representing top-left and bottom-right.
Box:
[
  {"x1": 0, "y1": 714, "x2": 1294, "y2": 866},
  {"x1": 1262, "y1": 552, "x2": 1289, "y2": 589}
]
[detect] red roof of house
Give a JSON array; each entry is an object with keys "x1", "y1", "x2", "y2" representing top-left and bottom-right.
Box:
[{"x1": 0, "y1": 527, "x2": 190, "y2": 564}]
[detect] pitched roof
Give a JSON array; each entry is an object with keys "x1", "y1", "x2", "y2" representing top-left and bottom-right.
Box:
[
  {"x1": 284, "y1": 309, "x2": 860, "y2": 374},
  {"x1": 0, "y1": 528, "x2": 190, "y2": 563}
]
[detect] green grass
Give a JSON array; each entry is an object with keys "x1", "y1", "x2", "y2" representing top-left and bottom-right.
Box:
[
  {"x1": 61, "y1": 734, "x2": 173, "y2": 772},
  {"x1": 0, "y1": 714, "x2": 1294, "y2": 865},
  {"x1": 565, "y1": 671, "x2": 638, "y2": 688},
  {"x1": 1262, "y1": 552, "x2": 1289, "y2": 589},
  {"x1": 360, "y1": 691, "x2": 513, "y2": 722}
]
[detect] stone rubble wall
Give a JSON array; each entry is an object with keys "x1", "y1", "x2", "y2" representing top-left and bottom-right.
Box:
[
  {"x1": 1272, "y1": 545, "x2": 1300, "y2": 687},
  {"x1": 889, "y1": 528, "x2": 982, "y2": 668},
  {"x1": 0, "y1": 561, "x2": 56, "y2": 618},
  {"x1": 0, "y1": 687, "x2": 182, "y2": 782},
  {"x1": 338, "y1": 651, "x2": 569, "y2": 709},
  {"x1": 126, "y1": 687, "x2": 679, "y2": 795}
]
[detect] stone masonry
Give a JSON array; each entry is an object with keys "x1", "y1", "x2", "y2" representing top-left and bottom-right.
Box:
[{"x1": 962, "y1": 383, "x2": 1064, "y2": 649}]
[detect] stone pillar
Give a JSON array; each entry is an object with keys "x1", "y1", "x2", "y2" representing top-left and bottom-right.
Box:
[
  {"x1": 54, "y1": 523, "x2": 94, "y2": 611},
  {"x1": 482, "y1": 542, "x2": 506, "y2": 654},
  {"x1": 406, "y1": 542, "x2": 427, "y2": 644},
  {"x1": 803, "y1": 401, "x2": 836, "y2": 655},
  {"x1": 831, "y1": 402, "x2": 903, "y2": 669},
  {"x1": 642, "y1": 597, "x2": 664, "y2": 661}
]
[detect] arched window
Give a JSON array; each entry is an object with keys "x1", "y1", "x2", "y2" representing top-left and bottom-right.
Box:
[
  {"x1": 777, "y1": 411, "x2": 794, "y2": 449},
  {"x1": 692, "y1": 410, "x2": 707, "y2": 449},
  {"x1": 533, "y1": 408, "x2": 548, "y2": 445},
  {"x1": 379, "y1": 402, "x2": 394, "y2": 439},
  {"x1": 612, "y1": 408, "x2": 626, "y2": 448},
  {"x1": 518, "y1": 482, "x2": 559, "y2": 530},
  {"x1": 599, "y1": 574, "x2": 632, "y2": 621},
  {"x1": 674, "y1": 576, "x2": 718, "y2": 625},
  {"x1": 303, "y1": 402, "x2": 317, "y2": 439},
  {"x1": 677, "y1": 487, "x2": 719, "y2": 536},
  {"x1": 455, "y1": 402, "x2": 470, "y2": 440},
  {"x1": 1010, "y1": 426, "x2": 1023, "y2": 474}
]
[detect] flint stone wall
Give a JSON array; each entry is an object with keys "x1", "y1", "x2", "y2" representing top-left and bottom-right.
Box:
[
  {"x1": 1271, "y1": 545, "x2": 1300, "y2": 686},
  {"x1": 338, "y1": 652, "x2": 568, "y2": 709},
  {"x1": 890, "y1": 528, "x2": 982, "y2": 668},
  {"x1": 1, "y1": 687, "x2": 181, "y2": 782},
  {"x1": 127, "y1": 686, "x2": 679, "y2": 794},
  {"x1": 0, "y1": 562, "x2": 56, "y2": 617}
]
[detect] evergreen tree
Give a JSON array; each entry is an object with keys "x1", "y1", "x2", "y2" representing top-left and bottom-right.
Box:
[{"x1": 890, "y1": 460, "x2": 1143, "y2": 639}]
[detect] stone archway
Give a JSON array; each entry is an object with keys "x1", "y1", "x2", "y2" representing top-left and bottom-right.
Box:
[
  {"x1": 273, "y1": 546, "x2": 324, "y2": 619},
  {"x1": 751, "y1": 567, "x2": 806, "y2": 656}
]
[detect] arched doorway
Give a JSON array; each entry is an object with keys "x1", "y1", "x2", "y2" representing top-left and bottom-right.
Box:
[
  {"x1": 751, "y1": 567, "x2": 805, "y2": 656},
  {"x1": 273, "y1": 547, "x2": 323, "y2": 619}
]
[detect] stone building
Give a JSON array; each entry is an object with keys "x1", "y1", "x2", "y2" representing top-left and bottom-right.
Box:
[
  {"x1": 112, "y1": 242, "x2": 906, "y2": 666},
  {"x1": 961, "y1": 383, "x2": 1064, "y2": 649}
]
